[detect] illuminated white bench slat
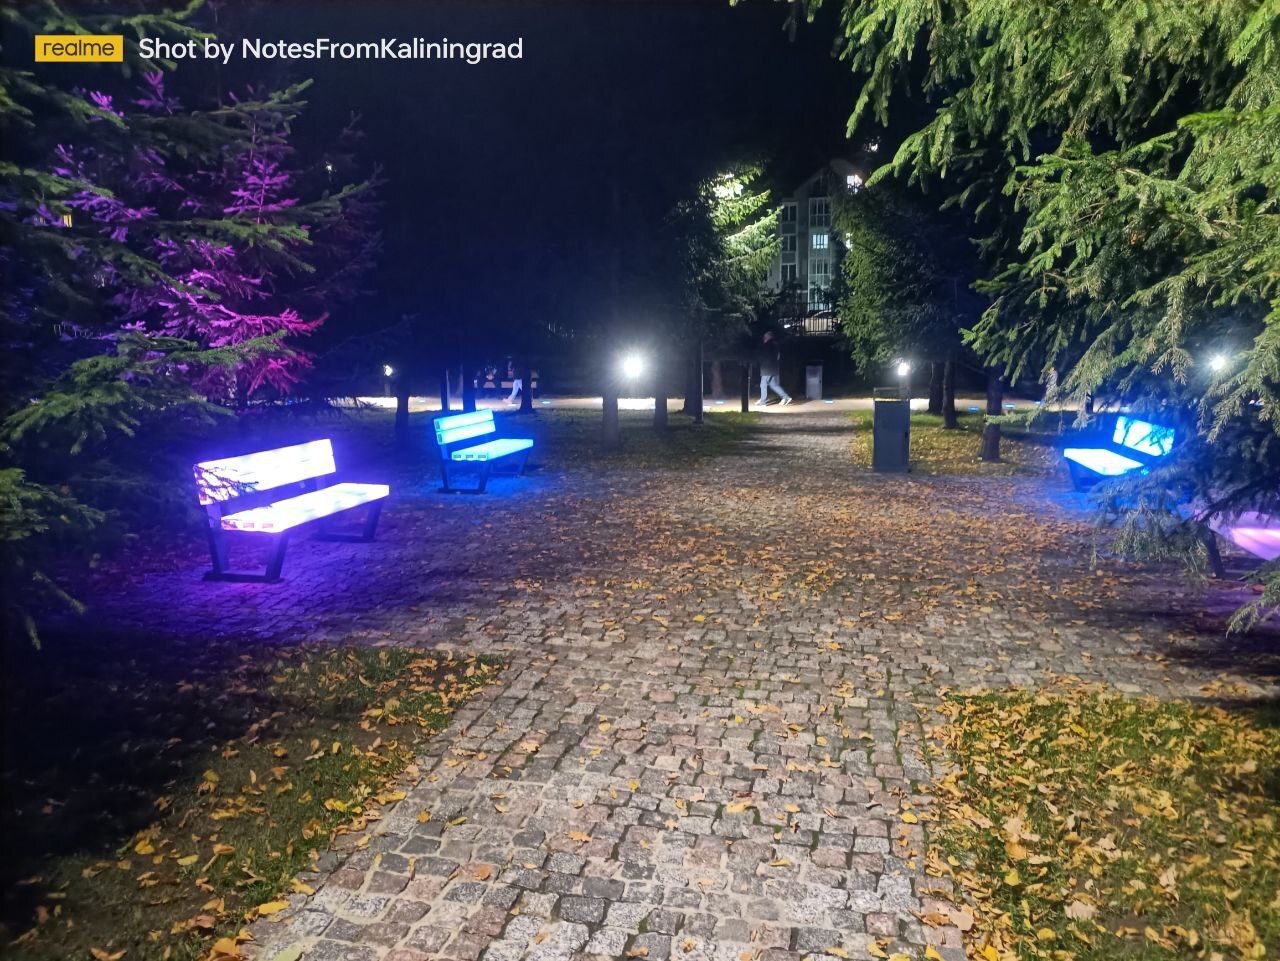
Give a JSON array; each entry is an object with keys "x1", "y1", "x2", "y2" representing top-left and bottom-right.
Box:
[
  {"x1": 451, "y1": 438, "x2": 534, "y2": 463},
  {"x1": 221, "y1": 482, "x2": 390, "y2": 533},
  {"x1": 1062, "y1": 447, "x2": 1143, "y2": 476},
  {"x1": 1062, "y1": 415, "x2": 1174, "y2": 489},
  {"x1": 192, "y1": 439, "x2": 388, "y2": 581},
  {"x1": 433, "y1": 409, "x2": 534, "y2": 492}
]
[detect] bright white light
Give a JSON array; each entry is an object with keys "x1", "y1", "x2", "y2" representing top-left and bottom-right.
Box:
[
  {"x1": 620, "y1": 353, "x2": 646, "y2": 380},
  {"x1": 895, "y1": 360, "x2": 911, "y2": 378},
  {"x1": 1208, "y1": 354, "x2": 1227, "y2": 373},
  {"x1": 847, "y1": 173, "x2": 864, "y2": 191},
  {"x1": 383, "y1": 364, "x2": 394, "y2": 377},
  {"x1": 324, "y1": 161, "x2": 334, "y2": 173}
]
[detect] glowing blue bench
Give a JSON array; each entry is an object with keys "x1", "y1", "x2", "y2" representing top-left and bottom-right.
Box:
[
  {"x1": 1063, "y1": 416, "x2": 1175, "y2": 490},
  {"x1": 193, "y1": 439, "x2": 388, "y2": 581},
  {"x1": 434, "y1": 409, "x2": 533, "y2": 493}
]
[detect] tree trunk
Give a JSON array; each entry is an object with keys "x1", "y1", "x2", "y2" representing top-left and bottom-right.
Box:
[
  {"x1": 928, "y1": 361, "x2": 944, "y2": 415},
  {"x1": 980, "y1": 368, "x2": 1004, "y2": 461},
  {"x1": 462, "y1": 361, "x2": 477, "y2": 412},
  {"x1": 740, "y1": 361, "x2": 751, "y2": 413},
  {"x1": 942, "y1": 359, "x2": 958, "y2": 429},
  {"x1": 395, "y1": 384, "x2": 411, "y2": 447},
  {"x1": 602, "y1": 384, "x2": 621, "y2": 450},
  {"x1": 519, "y1": 360, "x2": 534, "y2": 415},
  {"x1": 710, "y1": 360, "x2": 724, "y2": 401},
  {"x1": 439, "y1": 366, "x2": 451, "y2": 412},
  {"x1": 681, "y1": 346, "x2": 697, "y2": 415},
  {"x1": 653, "y1": 387, "x2": 668, "y2": 430},
  {"x1": 690, "y1": 338, "x2": 704, "y2": 425}
]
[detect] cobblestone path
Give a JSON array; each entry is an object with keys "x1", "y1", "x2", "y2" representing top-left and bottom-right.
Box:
[{"x1": 86, "y1": 412, "x2": 1275, "y2": 961}]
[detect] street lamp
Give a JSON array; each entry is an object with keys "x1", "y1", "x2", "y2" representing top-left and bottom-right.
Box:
[
  {"x1": 1208, "y1": 354, "x2": 1228, "y2": 373},
  {"x1": 383, "y1": 364, "x2": 394, "y2": 398},
  {"x1": 895, "y1": 360, "x2": 911, "y2": 379}
]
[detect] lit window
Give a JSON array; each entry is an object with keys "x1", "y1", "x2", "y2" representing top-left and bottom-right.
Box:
[
  {"x1": 811, "y1": 232, "x2": 829, "y2": 250},
  {"x1": 846, "y1": 173, "x2": 863, "y2": 191}
]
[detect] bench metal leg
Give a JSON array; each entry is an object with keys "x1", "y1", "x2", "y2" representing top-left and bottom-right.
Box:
[
  {"x1": 518, "y1": 448, "x2": 532, "y2": 476},
  {"x1": 362, "y1": 500, "x2": 383, "y2": 540},
  {"x1": 264, "y1": 534, "x2": 289, "y2": 582},
  {"x1": 314, "y1": 500, "x2": 385, "y2": 542},
  {"x1": 203, "y1": 531, "x2": 289, "y2": 583},
  {"x1": 205, "y1": 524, "x2": 230, "y2": 578},
  {"x1": 1202, "y1": 525, "x2": 1227, "y2": 579}
]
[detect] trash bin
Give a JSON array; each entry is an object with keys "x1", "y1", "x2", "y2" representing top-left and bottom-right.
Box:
[
  {"x1": 872, "y1": 388, "x2": 910, "y2": 472},
  {"x1": 805, "y1": 364, "x2": 823, "y2": 401}
]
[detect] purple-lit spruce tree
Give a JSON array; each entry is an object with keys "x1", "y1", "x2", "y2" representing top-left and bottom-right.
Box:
[
  {"x1": 1, "y1": 6, "x2": 379, "y2": 642},
  {"x1": 77, "y1": 73, "x2": 378, "y2": 408}
]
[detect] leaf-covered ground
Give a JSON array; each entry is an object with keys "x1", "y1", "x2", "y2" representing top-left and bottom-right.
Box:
[
  {"x1": 8, "y1": 409, "x2": 1278, "y2": 961},
  {"x1": 848, "y1": 412, "x2": 1061, "y2": 476},
  {"x1": 2, "y1": 644, "x2": 501, "y2": 961},
  {"x1": 922, "y1": 684, "x2": 1280, "y2": 961}
]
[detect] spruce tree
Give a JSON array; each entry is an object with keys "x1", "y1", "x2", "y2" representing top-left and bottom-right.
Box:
[{"x1": 802, "y1": 0, "x2": 1280, "y2": 625}]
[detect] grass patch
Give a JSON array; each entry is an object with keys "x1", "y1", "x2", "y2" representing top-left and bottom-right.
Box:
[
  {"x1": 849, "y1": 410, "x2": 1060, "y2": 476},
  {"x1": 530, "y1": 408, "x2": 759, "y2": 470},
  {"x1": 5, "y1": 646, "x2": 501, "y2": 961},
  {"x1": 925, "y1": 684, "x2": 1280, "y2": 960}
]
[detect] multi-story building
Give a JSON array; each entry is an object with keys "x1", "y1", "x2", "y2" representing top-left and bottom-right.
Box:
[{"x1": 766, "y1": 159, "x2": 861, "y2": 335}]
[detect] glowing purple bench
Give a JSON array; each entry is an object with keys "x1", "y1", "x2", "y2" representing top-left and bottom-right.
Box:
[
  {"x1": 434, "y1": 409, "x2": 533, "y2": 493},
  {"x1": 1208, "y1": 512, "x2": 1280, "y2": 561},
  {"x1": 1063, "y1": 416, "x2": 1175, "y2": 490},
  {"x1": 193, "y1": 439, "x2": 388, "y2": 581}
]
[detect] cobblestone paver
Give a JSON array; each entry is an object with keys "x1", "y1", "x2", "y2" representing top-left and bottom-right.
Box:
[{"x1": 84, "y1": 412, "x2": 1277, "y2": 961}]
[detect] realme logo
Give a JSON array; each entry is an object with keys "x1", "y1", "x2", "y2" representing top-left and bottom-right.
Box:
[{"x1": 35, "y1": 34, "x2": 124, "y2": 62}]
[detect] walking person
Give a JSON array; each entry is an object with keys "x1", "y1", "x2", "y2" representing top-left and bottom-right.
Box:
[
  {"x1": 504, "y1": 359, "x2": 523, "y2": 405},
  {"x1": 757, "y1": 331, "x2": 791, "y2": 406}
]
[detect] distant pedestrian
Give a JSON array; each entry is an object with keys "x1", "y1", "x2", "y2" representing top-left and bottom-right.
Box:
[
  {"x1": 505, "y1": 359, "x2": 522, "y2": 405},
  {"x1": 757, "y1": 332, "x2": 791, "y2": 406}
]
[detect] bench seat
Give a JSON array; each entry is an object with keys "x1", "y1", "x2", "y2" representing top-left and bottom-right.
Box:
[
  {"x1": 193, "y1": 439, "x2": 388, "y2": 581},
  {"x1": 221, "y1": 482, "x2": 390, "y2": 533},
  {"x1": 1209, "y1": 511, "x2": 1280, "y2": 561},
  {"x1": 1062, "y1": 416, "x2": 1175, "y2": 490},
  {"x1": 1062, "y1": 447, "x2": 1143, "y2": 477},
  {"x1": 434, "y1": 409, "x2": 534, "y2": 492},
  {"x1": 451, "y1": 437, "x2": 534, "y2": 462}
]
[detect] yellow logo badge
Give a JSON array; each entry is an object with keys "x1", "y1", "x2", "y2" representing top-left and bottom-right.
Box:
[{"x1": 35, "y1": 35, "x2": 125, "y2": 63}]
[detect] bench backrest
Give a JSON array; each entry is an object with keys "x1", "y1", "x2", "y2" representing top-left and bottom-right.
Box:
[
  {"x1": 1112, "y1": 416, "x2": 1175, "y2": 457},
  {"x1": 435, "y1": 409, "x2": 496, "y2": 448},
  {"x1": 194, "y1": 439, "x2": 336, "y2": 505}
]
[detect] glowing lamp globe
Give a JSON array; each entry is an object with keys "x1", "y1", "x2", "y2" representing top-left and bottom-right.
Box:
[{"x1": 620, "y1": 353, "x2": 646, "y2": 380}]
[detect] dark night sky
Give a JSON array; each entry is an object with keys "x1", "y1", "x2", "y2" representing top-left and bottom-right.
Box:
[{"x1": 212, "y1": 0, "x2": 860, "y2": 343}]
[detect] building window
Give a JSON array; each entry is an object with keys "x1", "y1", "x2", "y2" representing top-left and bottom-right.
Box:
[
  {"x1": 780, "y1": 263, "x2": 798, "y2": 284},
  {"x1": 811, "y1": 231, "x2": 829, "y2": 250},
  {"x1": 809, "y1": 196, "x2": 830, "y2": 227},
  {"x1": 780, "y1": 202, "x2": 797, "y2": 223},
  {"x1": 781, "y1": 235, "x2": 797, "y2": 253},
  {"x1": 808, "y1": 255, "x2": 831, "y2": 310}
]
